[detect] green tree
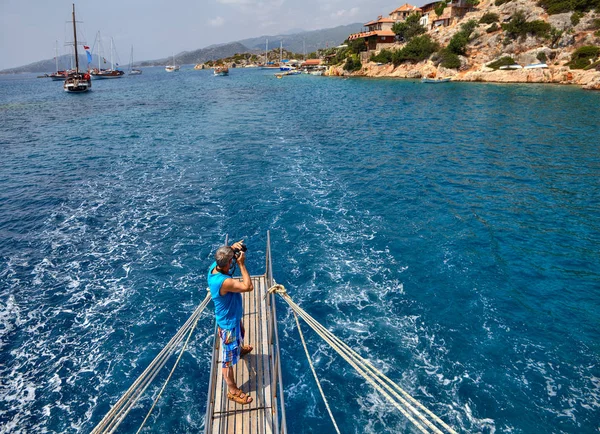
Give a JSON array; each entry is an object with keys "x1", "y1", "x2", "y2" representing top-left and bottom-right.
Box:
[
  {"x1": 347, "y1": 38, "x2": 367, "y2": 54},
  {"x1": 567, "y1": 45, "x2": 600, "y2": 68},
  {"x1": 502, "y1": 10, "x2": 551, "y2": 39},
  {"x1": 537, "y1": 0, "x2": 600, "y2": 14},
  {"x1": 344, "y1": 54, "x2": 363, "y2": 71},
  {"x1": 445, "y1": 19, "x2": 478, "y2": 56},
  {"x1": 434, "y1": 1, "x2": 447, "y2": 16},
  {"x1": 479, "y1": 12, "x2": 500, "y2": 24},
  {"x1": 393, "y1": 35, "x2": 440, "y2": 65},
  {"x1": 392, "y1": 13, "x2": 426, "y2": 41},
  {"x1": 438, "y1": 49, "x2": 462, "y2": 68},
  {"x1": 370, "y1": 49, "x2": 394, "y2": 63}
]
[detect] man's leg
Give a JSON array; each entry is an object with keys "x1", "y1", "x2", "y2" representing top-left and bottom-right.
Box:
[
  {"x1": 240, "y1": 320, "x2": 253, "y2": 357},
  {"x1": 223, "y1": 366, "x2": 237, "y2": 393}
]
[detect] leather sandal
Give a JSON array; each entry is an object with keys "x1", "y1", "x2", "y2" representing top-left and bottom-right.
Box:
[
  {"x1": 240, "y1": 345, "x2": 253, "y2": 357},
  {"x1": 227, "y1": 389, "x2": 253, "y2": 405}
]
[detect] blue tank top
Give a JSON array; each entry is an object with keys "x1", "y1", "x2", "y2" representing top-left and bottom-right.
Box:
[{"x1": 207, "y1": 261, "x2": 242, "y2": 330}]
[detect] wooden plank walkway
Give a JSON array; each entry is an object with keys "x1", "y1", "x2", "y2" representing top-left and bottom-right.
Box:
[{"x1": 206, "y1": 274, "x2": 277, "y2": 434}]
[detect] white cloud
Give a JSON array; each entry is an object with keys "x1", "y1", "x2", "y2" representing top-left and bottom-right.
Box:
[
  {"x1": 331, "y1": 7, "x2": 359, "y2": 18},
  {"x1": 209, "y1": 16, "x2": 225, "y2": 27}
]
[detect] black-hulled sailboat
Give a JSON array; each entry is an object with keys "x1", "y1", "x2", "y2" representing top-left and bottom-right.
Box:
[{"x1": 63, "y1": 4, "x2": 91, "y2": 93}]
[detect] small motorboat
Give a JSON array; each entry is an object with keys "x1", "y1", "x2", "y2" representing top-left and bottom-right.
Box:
[
  {"x1": 524, "y1": 63, "x2": 548, "y2": 69},
  {"x1": 214, "y1": 66, "x2": 229, "y2": 76},
  {"x1": 499, "y1": 64, "x2": 523, "y2": 70},
  {"x1": 421, "y1": 77, "x2": 452, "y2": 83}
]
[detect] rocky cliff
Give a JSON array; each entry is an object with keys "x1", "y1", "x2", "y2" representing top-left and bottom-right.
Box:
[{"x1": 330, "y1": 0, "x2": 600, "y2": 89}]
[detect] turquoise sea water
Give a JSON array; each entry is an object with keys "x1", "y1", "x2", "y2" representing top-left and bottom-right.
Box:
[{"x1": 0, "y1": 67, "x2": 599, "y2": 433}]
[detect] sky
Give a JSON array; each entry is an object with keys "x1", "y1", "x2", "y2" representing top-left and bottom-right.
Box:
[{"x1": 0, "y1": 0, "x2": 416, "y2": 70}]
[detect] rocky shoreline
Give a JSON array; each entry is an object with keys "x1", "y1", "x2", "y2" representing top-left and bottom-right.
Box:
[{"x1": 327, "y1": 62, "x2": 600, "y2": 90}]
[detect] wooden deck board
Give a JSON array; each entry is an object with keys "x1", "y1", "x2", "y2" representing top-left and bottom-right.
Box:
[{"x1": 207, "y1": 275, "x2": 275, "y2": 434}]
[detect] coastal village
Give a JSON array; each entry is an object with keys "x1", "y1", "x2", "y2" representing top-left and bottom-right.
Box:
[
  {"x1": 198, "y1": 0, "x2": 600, "y2": 89},
  {"x1": 332, "y1": 0, "x2": 600, "y2": 89}
]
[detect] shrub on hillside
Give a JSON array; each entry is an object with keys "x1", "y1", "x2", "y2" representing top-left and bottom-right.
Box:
[
  {"x1": 527, "y1": 20, "x2": 552, "y2": 36},
  {"x1": 435, "y1": 2, "x2": 448, "y2": 16},
  {"x1": 495, "y1": 0, "x2": 511, "y2": 6},
  {"x1": 487, "y1": 56, "x2": 518, "y2": 69},
  {"x1": 487, "y1": 23, "x2": 500, "y2": 32},
  {"x1": 344, "y1": 54, "x2": 363, "y2": 72},
  {"x1": 566, "y1": 45, "x2": 600, "y2": 68},
  {"x1": 502, "y1": 10, "x2": 552, "y2": 39},
  {"x1": 445, "y1": 19, "x2": 479, "y2": 56},
  {"x1": 447, "y1": 33, "x2": 470, "y2": 55},
  {"x1": 392, "y1": 14, "x2": 427, "y2": 42},
  {"x1": 348, "y1": 38, "x2": 367, "y2": 54},
  {"x1": 583, "y1": 59, "x2": 600, "y2": 70},
  {"x1": 537, "y1": 51, "x2": 548, "y2": 62},
  {"x1": 370, "y1": 49, "x2": 394, "y2": 64},
  {"x1": 480, "y1": 12, "x2": 500, "y2": 24},
  {"x1": 590, "y1": 18, "x2": 600, "y2": 30},
  {"x1": 392, "y1": 35, "x2": 440, "y2": 65},
  {"x1": 438, "y1": 49, "x2": 463, "y2": 68},
  {"x1": 331, "y1": 47, "x2": 350, "y2": 65},
  {"x1": 461, "y1": 19, "x2": 479, "y2": 36},
  {"x1": 538, "y1": 0, "x2": 600, "y2": 14},
  {"x1": 571, "y1": 11, "x2": 584, "y2": 26}
]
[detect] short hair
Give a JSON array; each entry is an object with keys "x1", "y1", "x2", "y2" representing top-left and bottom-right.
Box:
[{"x1": 215, "y1": 245, "x2": 234, "y2": 268}]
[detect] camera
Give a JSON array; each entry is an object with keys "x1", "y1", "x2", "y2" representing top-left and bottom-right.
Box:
[{"x1": 232, "y1": 244, "x2": 247, "y2": 257}]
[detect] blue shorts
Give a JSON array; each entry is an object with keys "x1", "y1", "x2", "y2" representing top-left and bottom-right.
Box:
[{"x1": 218, "y1": 325, "x2": 243, "y2": 368}]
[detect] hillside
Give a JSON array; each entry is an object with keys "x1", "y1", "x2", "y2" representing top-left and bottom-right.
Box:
[
  {"x1": 139, "y1": 42, "x2": 251, "y2": 66},
  {"x1": 1, "y1": 55, "x2": 87, "y2": 75},
  {"x1": 329, "y1": 0, "x2": 600, "y2": 89},
  {"x1": 237, "y1": 23, "x2": 363, "y2": 53}
]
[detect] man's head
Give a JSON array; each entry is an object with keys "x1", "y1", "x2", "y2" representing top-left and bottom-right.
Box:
[{"x1": 215, "y1": 245, "x2": 235, "y2": 269}]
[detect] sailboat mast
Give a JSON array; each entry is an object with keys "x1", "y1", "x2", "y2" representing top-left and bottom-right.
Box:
[
  {"x1": 265, "y1": 39, "x2": 268, "y2": 65},
  {"x1": 72, "y1": 4, "x2": 79, "y2": 73},
  {"x1": 280, "y1": 40, "x2": 282, "y2": 63},
  {"x1": 110, "y1": 38, "x2": 114, "y2": 70},
  {"x1": 55, "y1": 41, "x2": 59, "y2": 72},
  {"x1": 96, "y1": 31, "x2": 100, "y2": 70}
]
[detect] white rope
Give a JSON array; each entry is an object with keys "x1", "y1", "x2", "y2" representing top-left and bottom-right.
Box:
[
  {"x1": 268, "y1": 284, "x2": 457, "y2": 434},
  {"x1": 91, "y1": 292, "x2": 212, "y2": 434},
  {"x1": 291, "y1": 308, "x2": 341, "y2": 434},
  {"x1": 135, "y1": 299, "x2": 203, "y2": 434}
]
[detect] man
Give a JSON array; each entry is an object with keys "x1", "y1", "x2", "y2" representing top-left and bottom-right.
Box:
[{"x1": 208, "y1": 240, "x2": 254, "y2": 405}]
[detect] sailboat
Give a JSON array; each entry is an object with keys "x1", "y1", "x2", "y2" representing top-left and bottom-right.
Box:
[
  {"x1": 91, "y1": 35, "x2": 124, "y2": 79},
  {"x1": 49, "y1": 41, "x2": 69, "y2": 81},
  {"x1": 165, "y1": 53, "x2": 180, "y2": 72},
  {"x1": 63, "y1": 4, "x2": 91, "y2": 93},
  {"x1": 128, "y1": 46, "x2": 142, "y2": 75}
]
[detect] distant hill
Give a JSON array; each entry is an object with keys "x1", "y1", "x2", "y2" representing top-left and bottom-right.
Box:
[
  {"x1": 1, "y1": 23, "x2": 364, "y2": 73},
  {"x1": 139, "y1": 42, "x2": 250, "y2": 66},
  {"x1": 0, "y1": 54, "x2": 83, "y2": 75},
  {"x1": 237, "y1": 23, "x2": 363, "y2": 54}
]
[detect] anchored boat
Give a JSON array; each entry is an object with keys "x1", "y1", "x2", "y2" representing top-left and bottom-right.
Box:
[
  {"x1": 63, "y1": 4, "x2": 91, "y2": 93},
  {"x1": 214, "y1": 66, "x2": 229, "y2": 76}
]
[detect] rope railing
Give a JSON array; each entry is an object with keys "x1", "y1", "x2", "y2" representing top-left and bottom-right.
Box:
[
  {"x1": 268, "y1": 284, "x2": 457, "y2": 434},
  {"x1": 91, "y1": 292, "x2": 212, "y2": 434}
]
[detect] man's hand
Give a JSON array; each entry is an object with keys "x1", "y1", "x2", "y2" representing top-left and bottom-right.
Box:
[
  {"x1": 231, "y1": 240, "x2": 244, "y2": 252},
  {"x1": 231, "y1": 240, "x2": 246, "y2": 266}
]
